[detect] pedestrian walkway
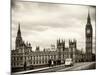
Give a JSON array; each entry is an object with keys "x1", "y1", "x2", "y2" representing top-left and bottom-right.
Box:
[{"x1": 12, "y1": 64, "x2": 64, "y2": 75}]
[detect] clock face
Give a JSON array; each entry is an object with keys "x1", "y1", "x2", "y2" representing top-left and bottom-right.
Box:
[{"x1": 87, "y1": 29, "x2": 90, "y2": 34}]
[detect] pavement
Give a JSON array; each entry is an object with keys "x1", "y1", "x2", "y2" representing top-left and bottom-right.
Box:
[{"x1": 12, "y1": 64, "x2": 64, "y2": 75}]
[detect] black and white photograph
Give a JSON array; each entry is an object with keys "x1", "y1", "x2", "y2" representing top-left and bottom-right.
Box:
[{"x1": 11, "y1": 0, "x2": 96, "y2": 74}]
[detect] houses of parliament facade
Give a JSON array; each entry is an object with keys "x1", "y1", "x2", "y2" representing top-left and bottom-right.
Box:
[{"x1": 11, "y1": 12, "x2": 95, "y2": 70}]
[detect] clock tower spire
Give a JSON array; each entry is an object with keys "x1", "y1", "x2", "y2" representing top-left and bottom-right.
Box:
[
  {"x1": 85, "y1": 10, "x2": 93, "y2": 62},
  {"x1": 87, "y1": 9, "x2": 91, "y2": 24}
]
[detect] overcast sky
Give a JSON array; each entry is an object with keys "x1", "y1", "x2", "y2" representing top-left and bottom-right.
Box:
[{"x1": 11, "y1": 0, "x2": 96, "y2": 53}]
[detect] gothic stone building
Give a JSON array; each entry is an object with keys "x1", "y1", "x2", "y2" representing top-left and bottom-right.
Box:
[
  {"x1": 11, "y1": 24, "x2": 84, "y2": 70},
  {"x1": 85, "y1": 11, "x2": 93, "y2": 62},
  {"x1": 11, "y1": 12, "x2": 94, "y2": 70}
]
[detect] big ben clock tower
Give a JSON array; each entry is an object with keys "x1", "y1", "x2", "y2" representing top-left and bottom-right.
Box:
[{"x1": 85, "y1": 11, "x2": 93, "y2": 62}]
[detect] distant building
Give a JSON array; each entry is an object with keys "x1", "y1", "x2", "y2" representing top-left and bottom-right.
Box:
[
  {"x1": 51, "y1": 44, "x2": 56, "y2": 51},
  {"x1": 35, "y1": 46, "x2": 40, "y2": 52}
]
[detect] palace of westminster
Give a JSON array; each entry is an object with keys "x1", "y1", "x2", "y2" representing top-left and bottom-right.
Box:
[{"x1": 11, "y1": 12, "x2": 95, "y2": 70}]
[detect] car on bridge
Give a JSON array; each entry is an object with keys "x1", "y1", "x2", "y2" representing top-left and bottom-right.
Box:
[{"x1": 65, "y1": 58, "x2": 73, "y2": 67}]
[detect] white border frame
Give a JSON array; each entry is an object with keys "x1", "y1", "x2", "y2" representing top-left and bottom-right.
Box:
[{"x1": 0, "y1": 0, "x2": 98, "y2": 75}]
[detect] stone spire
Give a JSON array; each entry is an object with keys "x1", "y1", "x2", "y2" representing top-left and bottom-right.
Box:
[
  {"x1": 17, "y1": 23, "x2": 21, "y2": 37},
  {"x1": 87, "y1": 9, "x2": 91, "y2": 25}
]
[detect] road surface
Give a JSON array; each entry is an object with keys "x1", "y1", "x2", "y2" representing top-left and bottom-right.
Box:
[{"x1": 23, "y1": 62, "x2": 95, "y2": 74}]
